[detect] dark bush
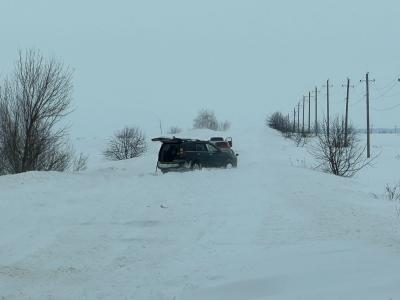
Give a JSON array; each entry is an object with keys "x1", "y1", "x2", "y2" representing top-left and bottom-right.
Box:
[
  {"x1": 0, "y1": 49, "x2": 73, "y2": 174},
  {"x1": 308, "y1": 117, "x2": 371, "y2": 177},
  {"x1": 193, "y1": 109, "x2": 219, "y2": 130},
  {"x1": 104, "y1": 127, "x2": 147, "y2": 161}
]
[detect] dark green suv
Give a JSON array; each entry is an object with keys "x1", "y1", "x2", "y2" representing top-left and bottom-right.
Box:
[{"x1": 152, "y1": 137, "x2": 238, "y2": 173}]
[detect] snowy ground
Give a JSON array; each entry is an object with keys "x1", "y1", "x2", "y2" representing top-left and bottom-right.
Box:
[{"x1": 1, "y1": 127, "x2": 400, "y2": 299}]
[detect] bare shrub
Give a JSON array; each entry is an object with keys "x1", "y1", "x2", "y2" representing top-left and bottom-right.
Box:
[
  {"x1": 104, "y1": 127, "x2": 147, "y2": 161},
  {"x1": 193, "y1": 110, "x2": 231, "y2": 132},
  {"x1": 193, "y1": 109, "x2": 219, "y2": 131},
  {"x1": 0, "y1": 49, "x2": 73, "y2": 174},
  {"x1": 293, "y1": 132, "x2": 308, "y2": 147},
  {"x1": 308, "y1": 116, "x2": 371, "y2": 177},
  {"x1": 267, "y1": 112, "x2": 287, "y2": 131},
  {"x1": 219, "y1": 120, "x2": 231, "y2": 131},
  {"x1": 385, "y1": 183, "x2": 400, "y2": 201},
  {"x1": 73, "y1": 153, "x2": 89, "y2": 172},
  {"x1": 396, "y1": 206, "x2": 400, "y2": 218},
  {"x1": 168, "y1": 126, "x2": 182, "y2": 135},
  {"x1": 267, "y1": 112, "x2": 295, "y2": 138},
  {"x1": 283, "y1": 130, "x2": 293, "y2": 139}
]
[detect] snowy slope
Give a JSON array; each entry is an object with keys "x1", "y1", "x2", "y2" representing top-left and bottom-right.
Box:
[{"x1": 1, "y1": 127, "x2": 400, "y2": 300}]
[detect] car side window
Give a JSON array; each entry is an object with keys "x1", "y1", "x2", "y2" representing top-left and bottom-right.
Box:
[
  {"x1": 196, "y1": 143, "x2": 207, "y2": 152},
  {"x1": 183, "y1": 142, "x2": 196, "y2": 151},
  {"x1": 206, "y1": 144, "x2": 218, "y2": 153}
]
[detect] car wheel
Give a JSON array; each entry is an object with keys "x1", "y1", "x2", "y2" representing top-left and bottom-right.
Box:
[
  {"x1": 192, "y1": 162, "x2": 202, "y2": 171},
  {"x1": 225, "y1": 162, "x2": 233, "y2": 169}
]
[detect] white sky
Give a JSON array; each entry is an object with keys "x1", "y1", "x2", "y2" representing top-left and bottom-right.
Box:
[{"x1": 1, "y1": 0, "x2": 400, "y2": 136}]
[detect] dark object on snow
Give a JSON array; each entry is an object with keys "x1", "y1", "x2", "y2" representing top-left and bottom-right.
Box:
[
  {"x1": 210, "y1": 137, "x2": 224, "y2": 142},
  {"x1": 210, "y1": 136, "x2": 233, "y2": 147},
  {"x1": 152, "y1": 137, "x2": 238, "y2": 173}
]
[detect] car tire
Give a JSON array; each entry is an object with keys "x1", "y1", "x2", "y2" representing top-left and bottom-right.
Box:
[
  {"x1": 191, "y1": 162, "x2": 202, "y2": 171},
  {"x1": 225, "y1": 162, "x2": 234, "y2": 169}
]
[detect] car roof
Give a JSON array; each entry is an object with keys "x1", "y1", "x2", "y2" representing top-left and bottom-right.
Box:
[{"x1": 151, "y1": 137, "x2": 208, "y2": 143}]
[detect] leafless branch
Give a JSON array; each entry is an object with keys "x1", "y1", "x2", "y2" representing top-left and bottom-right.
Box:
[
  {"x1": 308, "y1": 116, "x2": 374, "y2": 177},
  {"x1": 103, "y1": 127, "x2": 147, "y2": 161},
  {"x1": 0, "y1": 49, "x2": 73, "y2": 174}
]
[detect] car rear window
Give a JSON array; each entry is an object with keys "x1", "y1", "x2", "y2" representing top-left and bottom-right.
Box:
[{"x1": 159, "y1": 143, "x2": 180, "y2": 162}]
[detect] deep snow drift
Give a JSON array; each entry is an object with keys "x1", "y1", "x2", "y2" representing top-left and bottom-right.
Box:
[{"x1": 1, "y1": 127, "x2": 400, "y2": 300}]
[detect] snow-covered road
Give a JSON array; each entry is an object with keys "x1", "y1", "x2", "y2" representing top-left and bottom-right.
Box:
[{"x1": 1, "y1": 128, "x2": 400, "y2": 299}]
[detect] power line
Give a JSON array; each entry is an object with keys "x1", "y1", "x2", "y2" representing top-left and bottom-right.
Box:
[
  {"x1": 373, "y1": 77, "x2": 399, "y2": 92},
  {"x1": 371, "y1": 103, "x2": 400, "y2": 111},
  {"x1": 372, "y1": 90, "x2": 400, "y2": 101},
  {"x1": 371, "y1": 81, "x2": 399, "y2": 100},
  {"x1": 349, "y1": 95, "x2": 365, "y2": 107}
]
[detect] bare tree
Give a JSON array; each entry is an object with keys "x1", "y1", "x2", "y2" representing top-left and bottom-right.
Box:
[
  {"x1": 104, "y1": 127, "x2": 147, "y2": 161},
  {"x1": 267, "y1": 112, "x2": 291, "y2": 132},
  {"x1": 193, "y1": 109, "x2": 219, "y2": 131},
  {"x1": 73, "y1": 152, "x2": 89, "y2": 172},
  {"x1": 0, "y1": 49, "x2": 73, "y2": 174},
  {"x1": 219, "y1": 120, "x2": 231, "y2": 131},
  {"x1": 308, "y1": 117, "x2": 371, "y2": 177},
  {"x1": 293, "y1": 132, "x2": 308, "y2": 147},
  {"x1": 267, "y1": 112, "x2": 284, "y2": 130},
  {"x1": 168, "y1": 126, "x2": 182, "y2": 134}
]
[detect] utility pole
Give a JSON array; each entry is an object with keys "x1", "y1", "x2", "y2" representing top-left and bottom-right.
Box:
[
  {"x1": 297, "y1": 102, "x2": 300, "y2": 133},
  {"x1": 293, "y1": 107, "x2": 296, "y2": 132},
  {"x1": 308, "y1": 91, "x2": 311, "y2": 133},
  {"x1": 361, "y1": 73, "x2": 375, "y2": 158},
  {"x1": 345, "y1": 78, "x2": 350, "y2": 146},
  {"x1": 323, "y1": 80, "x2": 333, "y2": 138},
  {"x1": 302, "y1": 96, "x2": 305, "y2": 134},
  {"x1": 366, "y1": 73, "x2": 371, "y2": 158},
  {"x1": 314, "y1": 87, "x2": 320, "y2": 135},
  {"x1": 326, "y1": 80, "x2": 330, "y2": 138},
  {"x1": 341, "y1": 78, "x2": 354, "y2": 147}
]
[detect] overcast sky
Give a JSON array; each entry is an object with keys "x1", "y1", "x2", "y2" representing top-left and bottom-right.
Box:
[{"x1": 1, "y1": 0, "x2": 400, "y2": 136}]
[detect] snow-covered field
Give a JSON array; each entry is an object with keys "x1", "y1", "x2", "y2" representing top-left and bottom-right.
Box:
[{"x1": 1, "y1": 127, "x2": 400, "y2": 300}]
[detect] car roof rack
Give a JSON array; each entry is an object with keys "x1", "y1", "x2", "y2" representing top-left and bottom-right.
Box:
[{"x1": 151, "y1": 137, "x2": 204, "y2": 143}]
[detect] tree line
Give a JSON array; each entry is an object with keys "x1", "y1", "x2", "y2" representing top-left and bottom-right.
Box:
[{"x1": 267, "y1": 111, "x2": 372, "y2": 177}]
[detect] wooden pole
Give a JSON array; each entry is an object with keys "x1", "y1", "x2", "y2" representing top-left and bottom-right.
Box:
[
  {"x1": 308, "y1": 91, "x2": 311, "y2": 133},
  {"x1": 315, "y1": 86, "x2": 318, "y2": 135},
  {"x1": 326, "y1": 79, "x2": 330, "y2": 138},
  {"x1": 366, "y1": 73, "x2": 370, "y2": 158},
  {"x1": 302, "y1": 96, "x2": 305, "y2": 134},
  {"x1": 344, "y1": 78, "x2": 350, "y2": 146}
]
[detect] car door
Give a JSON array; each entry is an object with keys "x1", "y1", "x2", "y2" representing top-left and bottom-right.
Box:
[
  {"x1": 195, "y1": 143, "x2": 209, "y2": 166},
  {"x1": 205, "y1": 143, "x2": 225, "y2": 167}
]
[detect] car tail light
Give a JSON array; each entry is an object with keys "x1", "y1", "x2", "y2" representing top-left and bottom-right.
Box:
[{"x1": 216, "y1": 142, "x2": 230, "y2": 149}]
